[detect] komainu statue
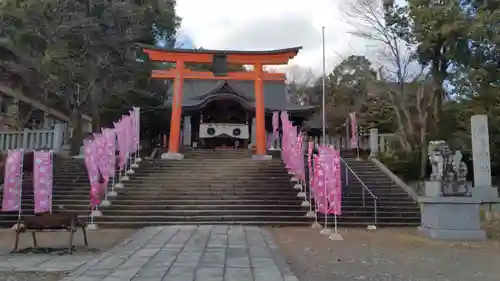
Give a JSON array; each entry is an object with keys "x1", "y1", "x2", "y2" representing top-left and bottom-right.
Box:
[
  {"x1": 428, "y1": 141, "x2": 470, "y2": 196},
  {"x1": 428, "y1": 141, "x2": 447, "y2": 181}
]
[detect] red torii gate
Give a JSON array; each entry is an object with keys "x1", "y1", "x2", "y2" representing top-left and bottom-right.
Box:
[{"x1": 142, "y1": 46, "x2": 301, "y2": 159}]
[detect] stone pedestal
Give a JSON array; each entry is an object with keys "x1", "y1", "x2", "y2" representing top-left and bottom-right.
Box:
[
  {"x1": 161, "y1": 152, "x2": 184, "y2": 160},
  {"x1": 424, "y1": 181, "x2": 442, "y2": 197},
  {"x1": 418, "y1": 196, "x2": 486, "y2": 241}
]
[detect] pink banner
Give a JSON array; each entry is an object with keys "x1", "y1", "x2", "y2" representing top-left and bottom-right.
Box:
[
  {"x1": 114, "y1": 116, "x2": 129, "y2": 170},
  {"x1": 313, "y1": 145, "x2": 342, "y2": 215},
  {"x1": 103, "y1": 128, "x2": 116, "y2": 177},
  {"x1": 132, "y1": 107, "x2": 141, "y2": 149},
  {"x1": 94, "y1": 134, "x2": 108, "y2": 182},
  {"x1": 1, "y1": 150, "x2": 23, "y2": 212},
  {"x1": 33, "y1": 151, "x2": 53, "y2": 213},
  {"x1": 84, "y1": 139, "x2": 101, "y2": 208},
  {"x1": 279, "y1": 111, "x2": 307, "y2": 182},
  {"x1": 350, "y1": 112, "x2": 358, "y2": 149}
]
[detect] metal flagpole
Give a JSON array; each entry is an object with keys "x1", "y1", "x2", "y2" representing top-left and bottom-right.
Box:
[
  {"x1": 321, "y1": 26, "x2": 326, "y2": 145},
  {"x1": 320, "y1": 162, "x2": 331, "y2": 235},
  {"x1": 329, "y1": 145, "x2": 343, "y2": 240},
  {"x1": 319, "y1": 26, "x2": 332, "y2": 236},
  {"x1": 310, "y1": 156, "x2": 322, "y2": 228}
]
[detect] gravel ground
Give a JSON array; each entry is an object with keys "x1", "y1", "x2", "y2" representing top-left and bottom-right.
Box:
[
  {"x1": 269, "y1": 226, "x2": 500, "y2": 281},
  {"x1": 0, "y1": 228, "x2": 137, "y2": 281}
]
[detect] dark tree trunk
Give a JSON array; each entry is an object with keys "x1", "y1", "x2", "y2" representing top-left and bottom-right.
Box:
[
  {"x1": 90, "y1": 85, "x2": 101, "y2": 133},
  {"x1": 70, "y1": 108, "x2": 83, "y2": 156}
]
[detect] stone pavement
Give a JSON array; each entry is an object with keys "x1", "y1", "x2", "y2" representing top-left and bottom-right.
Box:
[
  {"x1": 0, "y1": 254, "x2": 97, "y2": 272},
  {"x1": 62, "y1": 225, "x2": 298, "y2": 281}
]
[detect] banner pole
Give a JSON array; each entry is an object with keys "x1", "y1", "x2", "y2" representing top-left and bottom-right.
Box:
[
  {"x1": 329, "y1": 148, "x2": 343, "y2": 240},
  {"x1": 320, "y1": 158, "x2": 331, "y2": 235},
  {"x1": 17, "y1": 149, "x2": 24, "y2": 222},
  {"x1": 50, "y1": 151, "x2": 53, "y2": 214}
]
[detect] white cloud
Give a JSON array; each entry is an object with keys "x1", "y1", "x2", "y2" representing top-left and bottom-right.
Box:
[{"x1": 176, "y1": 0, "x2": 372, "y2": 76}]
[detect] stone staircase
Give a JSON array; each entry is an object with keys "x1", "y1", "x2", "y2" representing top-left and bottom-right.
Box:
[
  {"x1": 334, "y1": 149, "x2": 421, "y2": 226},
  {"x1": 0, "y1": 149, "x2": 421, "y2": 228},
  {"x1": 0, "y1": 157, "x2": 91, "y2": 227},
  {"x1": 95, "y1": 149, "x2": 309, "y2": 227}
]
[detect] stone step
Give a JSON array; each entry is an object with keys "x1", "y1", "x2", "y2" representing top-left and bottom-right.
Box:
[
  {"x1": 92, "y1": 214, "x2": 419, "y2": 223},
  {"x1": 0, "y1": 219, "x2": 419, "y2": 228},
  {"x1": 4, "y1": 194, "x2": 417, "y2": 203},
  {"x1": 1, "y1": 203, "x2": 421, "y2": 211}
]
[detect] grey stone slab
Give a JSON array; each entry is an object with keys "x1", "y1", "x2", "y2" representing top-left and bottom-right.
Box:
[
  {"x1": 162, "y1": 274, "x2": 195, "y2": 281},
  {"x1": 72, "y1": 277, "x2": 105, "y2": 281},
  {"x1": 171, "y1": 261, "x2": 198, "y2": 269},
  {"x1": 132, "y1": 278, "x2": 163, "y2": 281},
  {"x1": 82, "y1": 269, "x2": 114, "y2": 277},
  {"x1": 110, "y1": 267, "x2": 141, "y2": 278},
  {"x1": 195, "y1": 267, "x2": 224, "y2": 279},
  {"x1": 176, "y1": 252, "x2": 202, "y2": 263},
  {"x1": 226, "y1": 257, "x2": 251, "y2": 268},
  {"x1": 135, "y1": 266, "x2": 169, "y2": 278},
  {"x1": 225, "y1": 267, "x2": 254, "y2": 281},
  {"x1": 100, "y1": 276, "x2": 124, "y2": 281}
]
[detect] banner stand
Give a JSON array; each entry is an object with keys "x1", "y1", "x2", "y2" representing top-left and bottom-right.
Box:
[
  {"x1": 297, "y1": 181, "x2": 306, "y2": 199},
  {"x1": 87, "y1": 214, "x2": 98, "y2": 230},
  {"x1": 356, "y1": 130, "x2": 361, "y2": 161},
  {"x1": 311, "y1": 204, "x2": 322, "y2": 229},
  {"x1": 115, "y1": 168, "x2": 125, "y2": 188},
  {"x1": 108, "y1": 174, "x2": 118, "y2": 197},
  {"x1": 329, "y1": 201, "x2": 343, "y2": 240},
  {"x1": 320, "y1": 169, "x2": 332, "y2": 236},
  {"x1": 126, "y1": 156, "x2": 135, "y2": 175},
  {"x1": 49, "y1": 151, "x2": 54, "y2": 214},
  {"x1": 100, "y1": 194, "x2": 111, "y2": 207},
  {"x1": 121, "y1": 162, "x2": 130, "y2": 181},
  {"x1": 131, "y1": 151, "x2": 139, "y2": 169},
  {"x1": 305, "y1": 180, "x2": 315, "y2": 217},
  {"x1": 300, "y1": 180, "x2": 310, "y2": 207},
  {"x1": 88, "y1": 206, "x2": 102, "y2": 230},
  {"x1": 133, "y1": 107, "x2": 142, "y2": 165}
]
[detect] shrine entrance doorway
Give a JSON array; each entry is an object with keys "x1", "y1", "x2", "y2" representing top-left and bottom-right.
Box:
[{"x1": 197, "y1": 99, "x2": 250, "y2": 149}]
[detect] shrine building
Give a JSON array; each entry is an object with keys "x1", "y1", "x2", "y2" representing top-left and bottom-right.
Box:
[{"x1": 141, "y1": 45, "x2": 316, "y2": 159}]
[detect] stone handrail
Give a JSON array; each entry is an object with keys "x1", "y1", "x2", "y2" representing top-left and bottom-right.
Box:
[{"x1": 370, "y1": 157, "x2": 419, "y2": 202}]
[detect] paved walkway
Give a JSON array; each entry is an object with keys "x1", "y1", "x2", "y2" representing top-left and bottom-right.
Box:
[{"x1": 61, "y1": 225, "x2": 297, "y2": 281}]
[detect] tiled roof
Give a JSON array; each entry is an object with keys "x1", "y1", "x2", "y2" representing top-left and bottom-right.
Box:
[{"x1": 165, "y1": 79, "x2": 315, "y2": 113}]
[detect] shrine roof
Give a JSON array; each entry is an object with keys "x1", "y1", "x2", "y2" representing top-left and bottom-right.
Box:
[
  {"x1": 164, "y1": 79, "x2": 315, "y2": 113},
  {"x1": 138, "y1": 44, "x2": 302, "y2": 56}
]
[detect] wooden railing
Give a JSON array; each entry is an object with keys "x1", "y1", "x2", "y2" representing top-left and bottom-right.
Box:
[{"x1": 0, "y1": 123, "x2": 68, "y2": 152}]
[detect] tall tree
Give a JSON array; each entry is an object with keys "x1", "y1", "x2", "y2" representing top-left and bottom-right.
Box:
[
  {"x1": 0, "y1": 0, "x2": 181, "y2": 154},
  {"x1": 342, "y1": 0, "x2": 437, "y2": 178},
  {"x1": 383, "y1": 0, "x2": 470, "y2": 129}
]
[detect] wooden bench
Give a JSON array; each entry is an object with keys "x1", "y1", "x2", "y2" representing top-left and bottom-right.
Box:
[{"x1": 13, "y1": 213, "x2": 89, "y2": 254}]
